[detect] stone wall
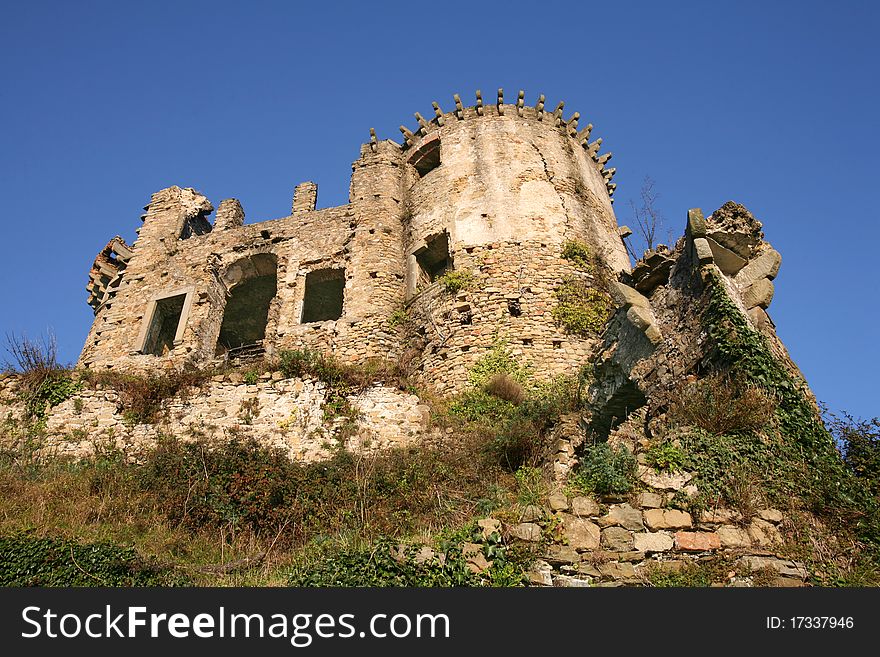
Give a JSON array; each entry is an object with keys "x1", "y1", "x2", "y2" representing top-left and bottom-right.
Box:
[
  {"x1": 589, "y1": 202, "x2": 811, "y2": 433},
  {"x1": 513, "y1": 469, "x2": 806, "y2": 587},
  {"x1": 0, "y1": 372, "x2": 429, "y2": 463}
]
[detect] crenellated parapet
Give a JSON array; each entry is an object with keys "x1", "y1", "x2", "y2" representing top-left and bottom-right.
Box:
[{"x1": 378, "y1": 89, "x2": 617, "y2": 204}]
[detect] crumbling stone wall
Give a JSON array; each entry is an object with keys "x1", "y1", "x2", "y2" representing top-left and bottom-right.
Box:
[
  {"x1": 588, "y1": 201, "x2": 808, "y2": 434},
  {"x1": 0, "y1": 372, "x2": 429, "y2": 462}
]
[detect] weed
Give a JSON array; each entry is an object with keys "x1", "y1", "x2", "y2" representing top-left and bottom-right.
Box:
[
  {"x1": 667, "y1": 371, "x2": 777, "y2": 435},
  {"x1": 569, "y1": 442, "x2": 637, "y2": 495},
  {"x1": 552, "y1": 277, "x2": 613, "y2": 337},
  {"x1": 436, "y1": 269, "x2": 474, "y2": 294}
]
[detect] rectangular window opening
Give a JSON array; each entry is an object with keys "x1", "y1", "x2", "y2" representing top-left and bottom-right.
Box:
[
  {"x1": 142, "y1": 293, "x2": 187, "y2": 356},
  {"x1": 301, "y1": 268, "x2": 345, "y2": 323},
  {"x1": 415, "y1": 233, "x2": 451, "y2": 287}
]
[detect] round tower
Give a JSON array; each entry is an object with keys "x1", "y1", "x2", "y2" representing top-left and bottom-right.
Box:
[{"x1": 396, "y1": 90, "x2": 630, "y2": 393}]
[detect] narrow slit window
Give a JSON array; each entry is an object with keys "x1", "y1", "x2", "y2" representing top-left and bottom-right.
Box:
[
  {"x1": 142, "y1": 294, "x2": 187, "y2": 356},
  {"x1": 301, "y1": 268, "x2": 345, "y2": 323}
]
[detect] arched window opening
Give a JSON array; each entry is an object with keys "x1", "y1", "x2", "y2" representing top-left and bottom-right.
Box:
[{"x1": 216, "y1": 253, "x2": 278, "y2": 356}]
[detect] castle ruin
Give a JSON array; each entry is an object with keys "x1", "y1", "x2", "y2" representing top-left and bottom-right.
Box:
[{"x1": 79, "y1": 90, "x2": 627, "y2": 395}]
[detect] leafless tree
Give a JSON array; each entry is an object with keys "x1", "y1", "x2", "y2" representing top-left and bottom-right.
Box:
[
  {"x1": 628, "y1": 176, "x2": 668, "y2": 258},
  {"x1": 3, "y1": 330, "x2": 63, "y2": 390}
]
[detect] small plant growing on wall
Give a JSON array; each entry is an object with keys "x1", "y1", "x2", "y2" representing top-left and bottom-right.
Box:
[
  {"x1": 551, "y1": 277, "x2": 613, "y2": 337},
  {"x1": 437, "y1": 269, "x2": 474, "y2": 294},
  {"x1": 560, "y1": 240, "x2": 593, "y2": 270}
]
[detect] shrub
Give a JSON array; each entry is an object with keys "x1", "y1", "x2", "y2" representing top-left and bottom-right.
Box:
[
  {"x1": 828, "y1": 412, "x2": 880, "y2": 497},
  {"x1": 552, "y1": 277, "x2": 613, "y2": 337},
  {"x1": 437, "y1": 269, "x2": 474, "y2": 294},
  {"x1": 3, "y1": 331, "x2": 81, "y2": 419},
  {"x1": 86, "y1": 368, "x2": 210, "y2": 425},
  {"x1": 467, "y1": 342, "x2": 530, "y2": 388},
  {"x1": 570, "y1": 442, "x2": 637, "y2": 495},
  {"x1": 288, "y1": 538, "x2": 479, "y2": 587},
  {"x1": 514, "y1": 466, "x2": 547, "y2": 506},
  {"x1": 561, "y1": 240, "x2": 593, "y2": 269},
  {"x1": 667, "y1": 372, "x2": 777, "y2": 435},
  {"x1": 645, "y1": 558, "x2": 733, "y2": 588},
  {"x1": 449, "y1": 389, "x2": 517, "y2": 424},
  {"x1": 485, "y1": 373, "x2": 526, "y2": 404},
  {"x1": 488, "y1": 417, "x2": 546, "y2": 471},
  {"x1": 644, "y1": 440, "x2": 686, "y2": 472}
]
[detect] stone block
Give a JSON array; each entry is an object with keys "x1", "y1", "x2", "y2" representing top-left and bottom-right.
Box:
[
  {"x1": 644, "y1": 508, "x2": 693, "y2": 530},
  {"x1": 633, "y1": 531, "x2": 674, "y2": 553},
  {"x1": 693, "y1": 237, "x2": 714, "y2": 264},
  {"x1": 706, "y1": 237, "x2": 747, "y2": 275},
  {"x1": 637, "y1": 492, "x2": 664, "y2": 509},
  {"x1": 548, "y1": 492, "x2": 569, "y2": 511},
  {"x1": 603, "y1": 503, "x2": 645, "y2": 531},
  {"x1": 544, "y1": 544, "x2": 581, "y2": 566},
  {"x1": 715, "y1": 525, "x2": 751, "y2": 548},
  {"x1": 601, "y1": 526, "x2": 634, "y2": 551},
  {"x1": 571, "y1": 496, "x2": 601, "y2": 517},
  {"x1": 741, "y1": 278, "x2": 774, "y2": 309},
  {"x1": 757, "y1": 508, "x2": 784, "y2": 524},
  {"x1": 561, "y1": 514, "x2": 601, "y2": 550},
  {"x1": 735, "y1": 248, "x2": 782, "y2": 288},
  {"x1": 674, "y1": 531, "x2": 721, "y2": 552},
  {"x1": 610, "y1": 282, "x2": 650, "y2": 309},
  {"x1": 686, "y1": 208, "x2": 707, "y2": 239},
  {"x1": 747, "y1": 518, "x2": 782, "y2": 547},
  {"x1": 597, "y1": 562, "x2": 636, "y2": 579},
  {"x1": 509, "y1": 522, "x2": 542, "y2": 542},
  {"x1": 638, "y1": 465, "x2": 693, "y2": 491}
]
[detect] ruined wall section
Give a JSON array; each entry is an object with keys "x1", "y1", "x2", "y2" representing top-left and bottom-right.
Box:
[
  {"x1": 0, "y1": 373, "x2": 429, "y2": 463},
  {"x1": 589, "y1": 202, "x2": 809, "y2": 433},
  {"x1": 400, "y1": 104, "x2": 628, "y2": 391},
  {"x1": 79, "y1": 144, "x2": 410, "y2": 371},
  {"x1": 78, "y1": 92, "x2": 628, "y2": 394}
]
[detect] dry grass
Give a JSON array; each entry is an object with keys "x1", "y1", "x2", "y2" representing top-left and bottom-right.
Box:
[
  {"x1": 0, "y1": 417, "x2": 518, "y2": 585},
  {"x1": 667, "y1": 371, "x2": 777, "y2": 435},
  {"x1": 484, "y1": 373, "x2": 526, "y2": 405}
]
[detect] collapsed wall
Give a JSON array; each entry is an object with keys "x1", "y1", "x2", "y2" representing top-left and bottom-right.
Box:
[
  {"x1": 0, "y1": 371, "x2": 429, "y2": 462},
  {"x1": 588, "y1": 201, "x2": 810, "y2": 436}
]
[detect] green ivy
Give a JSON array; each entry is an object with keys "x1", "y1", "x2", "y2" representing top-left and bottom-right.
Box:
[
  {"x1": 700, "y1": 269, "x2": 880, "y2": 549},
  {"x1": 644, "y1": 441, "x2": 686, "y2": 472},
  {"x1": 0, "y1": 534, "x2": 188, "y2": 586},
  {"x1": 287, "y1": 536, "x2": 527, "y2": 587}
]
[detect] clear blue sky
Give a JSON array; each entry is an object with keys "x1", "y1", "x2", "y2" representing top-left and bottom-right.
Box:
[{"x1": 1, "y1": 0, "x2": 877, "y2": 419}]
